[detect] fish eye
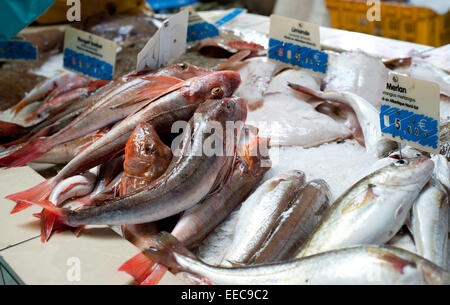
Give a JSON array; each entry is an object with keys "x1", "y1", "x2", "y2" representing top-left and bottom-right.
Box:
[
  {"x1": 178, "y1": 63, "x2": 187, "y2": 70},
  {"x1": 226, "y1": 102, "x2": 231, "y2": 109},
  {"x1": 145, "y1": 146, "x2": 151, "y2": 153},
  {"x1": 395, "y1": 159, "x2": 408, "y2": 166},
  {"x1": 211, "y1": 87, "x2": 223, "y2": 96}
]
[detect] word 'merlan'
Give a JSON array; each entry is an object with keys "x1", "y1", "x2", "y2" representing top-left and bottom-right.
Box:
[{"x1": 386, "y1": 82, "x2": 407, "y2": 94}]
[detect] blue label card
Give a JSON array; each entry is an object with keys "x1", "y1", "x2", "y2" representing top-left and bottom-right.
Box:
[
  {"x1": 268, "y1": 15, "x2": 327, "y2": 75},
  {"x1": 63, "y1": 27, "x2": 117, "y2": 80},
  {"x1": 380, "y1": 73, "x2": 440, "y2": 154},
  {"x1": 214, "y1": 8, "x2": 246, "y2": 28},
  {"x1": 0, "y1": 35, "x2": 37, "y2": 61},
  {"x1": 187, "y1": 8, "x2": 219, "y2": 43}
]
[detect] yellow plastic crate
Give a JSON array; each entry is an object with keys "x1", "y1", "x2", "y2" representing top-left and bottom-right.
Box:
[{"x1": 326, "y1": 0, "x2": 450, "y2": 47}]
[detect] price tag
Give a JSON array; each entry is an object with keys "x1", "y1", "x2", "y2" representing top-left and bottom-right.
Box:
[
  {"x1": 214, "y1": 8, "x2": 246, "y2": 28},
  {"x1": 63, "y1": 27, "x2": 117, "y2": 80},
  {"x1": 268, "y1": 15, "x2": 328, "y2": 74},
  {"x1": 0, "y1": 34, "x2": 37, "y2": 61},
  {"x1": 137, "y1": 9, "x2": 188, "y2": 72},
  {"x1": 380, "y1": 73, "x2": 440, "y2": 154},
  {"x1": 187, "y1": 8, "x2": 219, "y2": 43}
]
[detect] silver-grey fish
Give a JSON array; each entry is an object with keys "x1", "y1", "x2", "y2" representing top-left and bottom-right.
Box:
[
  {"x1": 295, "y1": 157, "x2": 434, "y2": 259},
  {"x1": 410, "y1": 178, "x2": 448, "y2": 269},
  {"x1": 143, "y1": 232, "x2": 450, "y2": 285},
  {"x1": 221, "y1": 170, "x2": 306, "y2": 266}
]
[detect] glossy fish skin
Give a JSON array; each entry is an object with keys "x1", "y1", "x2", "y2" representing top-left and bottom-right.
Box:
[
  {"x1": 295, "y1": 157, "x2": 434, "y2": 259},
  {"x1": 288, "y1": 84, "x2": 396, "y2": 157},
  {"x1": 172, "y1": 132, "x2": 271, "y2": 249},
  {"x1": 0, "y1": 63, "x2": 208, "y2": 168},
  {"x1": 410, "y1": 178, "x2": 449, "y2": 269},
  {"x1": 57, "y1": 97, "x2": 247, "y2": 226},
  {"x1": 48, "y1": 172, "x2": 97, "y2": 206},
  {"x1": 250, "y1": 179, "x2": 331, "y2": 264},
  {"x1": 51, "y1": 71, "x2": 242, "y2": 186},
  {"x1": 221, "y1": 170, "x2": 306, "y2": 266},
  {"x1": 5, "y1": 70, "x2": 238, "y2": 212},
  {"x1": 33, "y1": 130, "x2": 107, "y2": 165},
  {"x1": 120, "y1": 122, "x2": 173, "y2": 195},
  {"x1": 147, "y1": 235, "x2": 450, "y2": 285},
  {"x1": 10, "y1": 71, "x2": 76, "y2": 115}
]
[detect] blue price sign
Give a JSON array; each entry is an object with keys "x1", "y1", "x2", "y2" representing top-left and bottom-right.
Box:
[
  {"x1": 268, "y1": 38, "x2": 328, "y2": 73},
  {"x1": 64, "y1": 48, "x2": 113, "y2": 80},
  {"x1": 268, "y1": 15, "x2": 327, "y2": 75},
  {"x1": 380, "y1": 105, "x2": 439, "y2": 150},
  {"x1": 187, "y1": 9, "x2": 219, "y2": 43},
  {"x1": 63, "y1": 27, "x2": 117, "y2": 80},
  {"x1": 214, "y1": 8, "x2": 245, "y2": 27},
  {"x1": 0, "y1": 37, "x2": 37, "y2": 61},
  {"x1": 380, "y1": 73, "x2": 440, "y2": 154},
  {"x1": 187, "y1": 22, "x2": 219, "y2": 43}
]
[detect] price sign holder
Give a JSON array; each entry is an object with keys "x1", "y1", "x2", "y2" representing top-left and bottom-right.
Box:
[
  {"x1": 187, "y1": 8, "x2": 219, "y2": 43},
  {"x1": 137, "y1": 9, "x2": 188, "y2": 72},
  {"x1": 0, "y1": 34, "x2": 37, "y2": 61},
  {"x1": 268, "y1": 14, "x2": 328, "y2": 75},
  {"x1": 380, "y1": 73, "x2": 440, "y2": 154},
  {"x1": 63, "y1": 27, "x2": 117, "y2": 80}
]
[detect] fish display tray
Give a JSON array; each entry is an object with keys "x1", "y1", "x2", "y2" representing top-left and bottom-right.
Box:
[{"x1": 326, "y1": 0, "x2": 450, "y2": 47}]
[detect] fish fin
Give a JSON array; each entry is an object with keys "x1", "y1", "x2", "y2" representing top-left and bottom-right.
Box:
[
  {"x1": 7, "y1": 177, "x2": 58, "y2": 213},
  {"x1": 177, "y1": 272, "x2": 215, "y2": 285},
  {"x1": 216, "y1": 50, "x2": 251, "y2": 71},
  {"x1": 287, "y1": 82, "x2": 323, "y2": 99},
  {"x1": 142, "y1": 232, "x2": 197, "y2": 273},
  {"x1": 119, "y1": 253, "x2": 167, "y2": 285},
  {"x1": 74, "y1": 225, "x2": 85, "y2": 237},
  {"x1": 109, "y1": 76, "x2": 184, "y2": 111},
  {"x1": 88, "y1": 79, "x2": 109, "y2": 91},
  {"x1": 342, "y1": 184, "x2": 378, "y2": 214},
  {"x1": 0, "y1": 137, "x2": 49, "y2": 168},
  {"x1": 224, "y1": 260, "x2": 248, "y2": 268},
  {"x1": 18, "y1": 199, "x2": 67, "y2": 221},
  {"x1": 227, "y1": 40, "x2": 264, "y2": 51},
  {"x1": 140, "y1": 264, "x2": 168, "y2": 285},
  {"x1": 40, "y1": 208, "x2": 56, "y2": 242},
  {"x1": 137, "y1": 76, "x2": 184, "y2": 102}
]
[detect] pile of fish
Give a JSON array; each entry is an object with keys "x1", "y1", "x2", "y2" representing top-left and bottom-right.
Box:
[{"x1": 0, "y1": 20, "x2": 449, "y2": 285}]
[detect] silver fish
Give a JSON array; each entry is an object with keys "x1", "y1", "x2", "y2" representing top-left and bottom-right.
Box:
[
  {"x1": 295, "y1": 157, "x2": 434, "y2": 258},
  {"x1": 221, "y1": 170, "x2": 306, "y2": 266},
  {"x1": 144, "y1": 232, "x2": 450, "y2": 285},
  {"x1": 410, "y1": 178, "x2": 449, "y2": 269}
]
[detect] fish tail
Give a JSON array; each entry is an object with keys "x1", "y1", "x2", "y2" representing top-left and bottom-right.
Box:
[
  {"x1": 142, "y1": 232, "x2": 196, "y2": 272},
  {"x1": 119, "y1": 252, "x2": 168, "y2": 285},
  {"x1": 7, "y1": 177, "x2": 58, "y2": 213},
  {"x1": 40, "y1": 208, "x2": 57, "y2": 242},
  {"x1": 0, "y1": 137, "x2": 50, "y2": 168},
  {"x1": 19, "y1": 200, "x2": 68, "y2": 230}
]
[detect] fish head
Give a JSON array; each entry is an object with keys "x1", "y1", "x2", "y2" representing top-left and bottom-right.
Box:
[
  {"x1": 373, "y1": 157, "x2": 434, "y2": 188},
  {"x1": 236, "y1": 125, "x2": 272, "y2": 175},
  {"x1": 157, "y1": 62, "x2": 211, "y2": 80},
  {"x1": 123, "y1": 122, "x2": 173, "y2": 180},
  {"x1": 180, "y1": 71, "x2": 242, "y2": 104}
]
